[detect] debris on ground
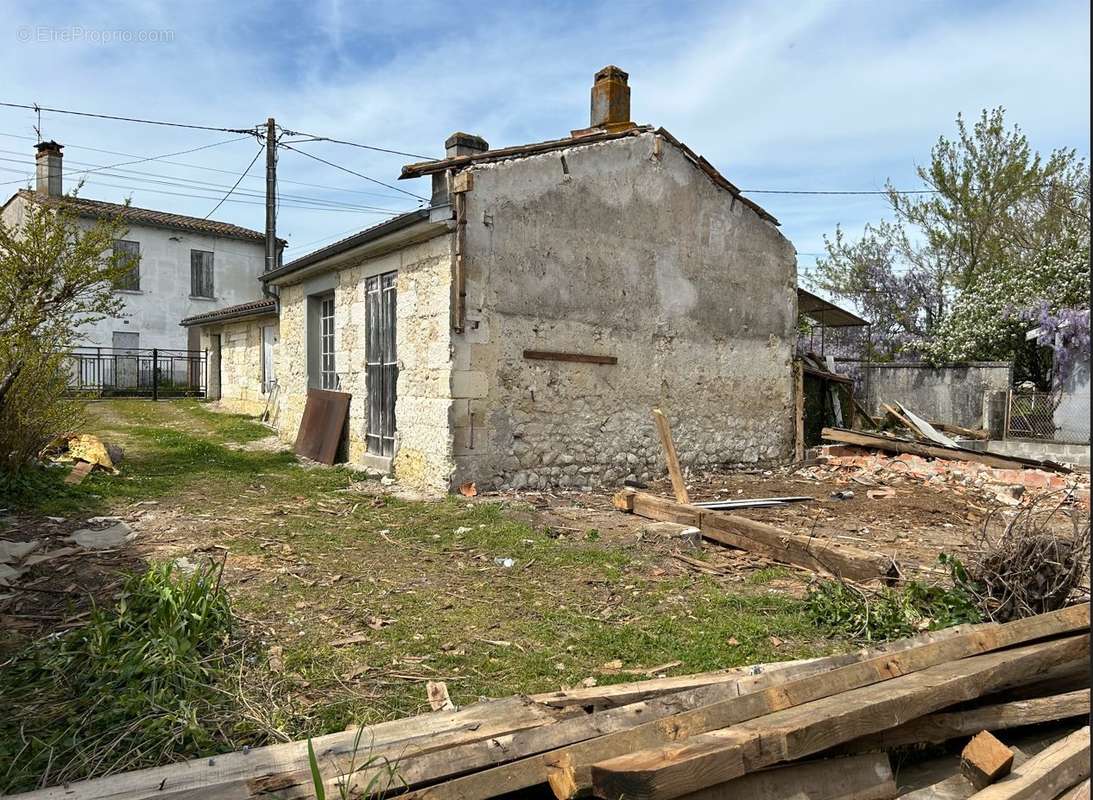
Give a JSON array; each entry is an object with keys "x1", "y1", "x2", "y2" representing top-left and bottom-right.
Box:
[
  {"x1": 66, "y1": 520, "x2": 136, "y2": 549},
  {"x1": 39, "y1": 604, "x2": 1090, "y2": 799},
  {"x1": 47, "y1": 433, "x2": 122, "y2": 475}
]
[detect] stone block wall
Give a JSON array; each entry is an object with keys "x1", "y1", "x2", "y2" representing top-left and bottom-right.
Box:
[
  {"x1": 274, "y1": 234, "x2": 455, "y2": 493},
  {"x1": 198, "y1": 315, "x2": 276, "y2": 416},
  {"x1": 450, "y1": 132, "x2": 797, "y2": 491}
]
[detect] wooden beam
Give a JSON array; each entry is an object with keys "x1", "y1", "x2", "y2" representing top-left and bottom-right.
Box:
[
  {"x1": 968, "y1": 726, "x2": 1089, "y2": 799},
  {"x1": 821, "y1": 427, "x2": 1071, "y2": 473},
  {"x1": 624, "y1": 492, "x2": 897, "y2": 582},
  {"x1": 961, "y1": 731, "x2": 1015, "y2": 790},
  {"x1": 589, "y1": 634, "x2": 1089, "y2": 800},
  {"x1": 651, "y1": 410, "x2": 689, "y2": 504},
  {"x1": 676, "y1": 753, "x2": 895, "y2": 800},
  {"x1": 1057, "y1": 779, "x2": 1091, "y2": 800},
  {"x1": 843, "y1": 689, "x2": 1090, "y2": 751},
  {"x1": 523, "y1": 350, "x2": 618, "y2": 365}
]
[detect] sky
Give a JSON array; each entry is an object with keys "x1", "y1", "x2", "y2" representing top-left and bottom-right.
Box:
[{"x1": 0, "y1": 0, "x2": 1089, "y2": 287}]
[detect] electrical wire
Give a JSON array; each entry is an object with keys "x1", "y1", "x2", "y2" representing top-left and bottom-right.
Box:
[
  {"x1": 204, "y1": 146, "x2": 264, "y2": 219},
  {"x1": 279, "y1": 142, "x2": 427, "y2": 202},
  {"x1": 281, "y1": 130, "x2": 434, "y2": 160},
  {"x1": 0, "y1": 101, "x2": 258, "y2": 134}
]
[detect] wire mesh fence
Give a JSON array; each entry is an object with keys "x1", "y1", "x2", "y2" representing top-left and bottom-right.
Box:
[{"x1": 1006, "y1": 390, "x2": 1090, "y2": 444}]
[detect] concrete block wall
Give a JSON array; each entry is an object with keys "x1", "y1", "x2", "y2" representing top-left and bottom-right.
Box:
[
  {"x1": 859, "y1": 362, "x2": 1012, "y2": 429},
  {"x1": 450, "y1": 132, "x2": 797, "y2": 491}
]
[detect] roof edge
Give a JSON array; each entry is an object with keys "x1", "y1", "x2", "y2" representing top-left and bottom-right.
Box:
[{"x1": 180, "y1": 298, "x2": 277, "y2": 327}]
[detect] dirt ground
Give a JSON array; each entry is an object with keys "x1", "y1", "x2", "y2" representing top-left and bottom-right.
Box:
[{"x1": 2, "y1": 399, "x2": 1088, "y2": 741}]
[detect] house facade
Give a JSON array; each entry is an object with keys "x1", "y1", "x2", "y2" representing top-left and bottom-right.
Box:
[
  {"x1": 193, "y1": 67, "x2": 799, "y2": 494},
  {"x1": 0, "y1": 141, "x2": 275, "y2": 355}
]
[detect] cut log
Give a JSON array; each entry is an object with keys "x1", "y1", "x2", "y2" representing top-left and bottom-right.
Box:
[
  {"x1": 843, "y1": 689, "x2": 1090, "y2": 751},
  {"x1": 652, "y1": 409, "x2": 689, "y2": 504},
  {"x1": 961, "y1": 731, "x2": 1015, "y2": 789},
  {"x1": 968, "y1": 726, "x2": 1090, "y2": 799},
  {"x1": 676, "y1": 752, "x2": 896, "y2": 800},
  {"x1": 589, "y1": 634, "x2": 1088, "y2": 800},
  {"x1": 624, "y1": 492, "x2": 897, "y2": 582},
  {"x1": 821, "y1": 427, "x2": 1072, "y2": 474}
]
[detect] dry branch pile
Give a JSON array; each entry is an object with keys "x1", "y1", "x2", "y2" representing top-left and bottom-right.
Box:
[{"x1": 10, "y1": 604, "x2": 1090, "y2": 800}]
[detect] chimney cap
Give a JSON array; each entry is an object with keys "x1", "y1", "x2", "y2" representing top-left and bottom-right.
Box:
[
  {"x1": 445, "y1": 131, "x2": 489, "y2": 153},
  {"x1": 595, "y1": 65, "x2": 629, "y2": 83},
  {"x1": 35, "y1": 140, "x2": 63, "y2": 155}
]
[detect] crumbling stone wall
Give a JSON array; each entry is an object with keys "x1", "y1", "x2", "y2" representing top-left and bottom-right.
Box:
[
  {"x1": 274, "y1": 234, "x2": 454, "y2": 492},
  {"x1": 451, "y1": 132, "x2": 797, "y2": 490},
  {"x1": 198, "y1": 316, "x2": 276, "y2": 417}
]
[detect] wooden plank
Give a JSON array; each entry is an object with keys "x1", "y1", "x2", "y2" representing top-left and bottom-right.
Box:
[
  {"x1": 844, "y1": 689, "x2": 1090, "y2": 751},
  {"x1": 677, "y1": 753, "x2": 895, "y2": 800},
  {"x1": 652, "y1": 409, "x2": 689, "y2": 504},
  {"x1": 1057, "y1": 779, "x2": 1091, "y2": 800},
  {"x1": 961, "y1": 731, "x2": 1015, "y2": 789},
  {"x1": 589, "y1": 635, "x2": 1089, "y2": 800},
  {"x1": 13, "y1": 696, "x2": 562, "y2": 800},
  {"x1": 624, "y1": 492, "x2": 897, "y2": 582},
  {"x1": 821, "y1": 427, "x2": 1072, "y2": 473},
  {"x1": 969, "y1": 726, "x2": 1089, "y2": 799},
  {"x1": 417, "y1": 606, "x2": 1087, "y2": 800},
  {"x1": 523, "y1": 349, "x2": 618, "y2": 365},
  {"x1": 931, "y1": 420, "x2": 991, "y2": 440}
]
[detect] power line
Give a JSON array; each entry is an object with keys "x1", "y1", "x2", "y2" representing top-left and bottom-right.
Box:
[
  {"x1": 0, "y1": 137, "x2": 252, "y2": 188},
  {"x1": 0, "y1": 154, "x2": 412, "y2": 213},
  {"x1": 204, "y1": 146, "x2": 264, "y2": 219},
  {"x1": 281, "y1": 130, "x2": 434, "y2": 161},
  {"x1": 0, "y1": 101, "x2": 258, "y2": 134},
  {"x1": 0, "y1": 132, "x2": 418, "y2": 202},
  {"x1": 742, "y1": 188, "x2": 938, "y2": 195},
  {"x1": 280, "y1": 142, "x2": 428, "y2": 202}
]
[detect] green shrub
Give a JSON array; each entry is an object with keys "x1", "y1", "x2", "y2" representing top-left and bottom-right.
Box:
[
  {"x1": 805, "y1": 554, "x2": 982, "y2": 641},
  {"x1": 0, "y1": 561, "x2": 242, "y2": 792}
]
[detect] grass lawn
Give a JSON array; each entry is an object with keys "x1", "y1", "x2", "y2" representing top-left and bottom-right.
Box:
[{"x1": 2, "y1": 399, "x2": 846, "y2": 787}]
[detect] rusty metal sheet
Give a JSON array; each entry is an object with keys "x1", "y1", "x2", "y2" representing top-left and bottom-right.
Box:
[{"x1": 294, "y1": 388, "x2": 351, "y2": 465}]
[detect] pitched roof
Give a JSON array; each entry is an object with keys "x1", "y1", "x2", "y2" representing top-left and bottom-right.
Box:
[
  {"x1": 400, "y1": 126, "x2": 778, "y2": 225},
  {"x1": 16, "y1": 189, "x2": 278, "y2": 244},
  {"x1": 180, "y1": 297, "x2": 277, "y2": 327},
  {"x1": 260, "y1": 208, "x2": 431, "y2": 283}
]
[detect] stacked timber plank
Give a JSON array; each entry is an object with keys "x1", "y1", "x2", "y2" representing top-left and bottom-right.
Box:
[{"x1": 12, "y1": 604, "x2": 1090, "y2": 800}]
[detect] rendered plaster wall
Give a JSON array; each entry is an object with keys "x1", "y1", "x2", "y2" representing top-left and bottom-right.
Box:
[
  {"x1": 2, "y1": 193, "x2": 266, "y2": 351},
  {"x1": 451, "y1": 131, "x2": 798, "y2": 490},
  {"x1": 197, "y1": 316, "x2": 276, "y2": 417},
  {"x1": 274, "y1": 234, "x2": 454, "y2": 492},
  {"x1": 859, "y1": 362, "x2": 1013, "y2": 429}
]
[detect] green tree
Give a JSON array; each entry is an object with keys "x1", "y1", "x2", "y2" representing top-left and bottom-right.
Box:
[
  {"x1": 0, "y1": 193, "x2": 133, "y2": 471},
  {"x1": 811, "y1": 108, "x2": 1089, "y2": 376}
]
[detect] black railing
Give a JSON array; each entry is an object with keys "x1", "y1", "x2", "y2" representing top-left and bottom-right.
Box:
[{"x1": 64, "y1": 347, "x2": 207, "y2": 399}]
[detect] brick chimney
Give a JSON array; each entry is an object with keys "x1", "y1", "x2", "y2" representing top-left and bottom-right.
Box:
[
  {"x1": 35, "y1": 140, "x2": 63, "y2": 197},
  {"x1": 590, "y1": 66, "x2": 633, "y2": 131}
]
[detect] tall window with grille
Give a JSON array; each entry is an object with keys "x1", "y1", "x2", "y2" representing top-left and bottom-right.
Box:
[
  {"x1": 365, "y1": 271, "x2": 397, "y2": 457},
  {"x1": 112, "y1": 240, "x2": 140, "y2": 291},
  {"x1": 319, "y1": 295, "x2": 337, "y2": 389},
  {"x1": 190, "y1": 250, "x2": 214, "y2": 298}
]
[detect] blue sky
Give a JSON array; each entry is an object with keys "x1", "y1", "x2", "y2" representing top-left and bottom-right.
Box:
[{"x1": 0, "y1": 0, "x2": 1088, "y2": 283}]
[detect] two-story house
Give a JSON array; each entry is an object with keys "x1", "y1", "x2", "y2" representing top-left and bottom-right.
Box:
[{"x1": 0, "y1": 140, "x2": 278, "y2": 357}]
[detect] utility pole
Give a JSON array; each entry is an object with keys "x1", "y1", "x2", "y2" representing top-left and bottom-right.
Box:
[{"x1": 264, "y1": 117, "x2": 277, "y2": 273}]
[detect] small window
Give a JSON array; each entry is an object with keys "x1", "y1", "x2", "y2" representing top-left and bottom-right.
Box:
[
  {"x1": 112, "y1": 240, "x2": 140, "y2": 291},
  {"x1": 320, "y1": 296, "x2": 336, "y2": 389},
  {"x1": 191, "y1": 250, "x2": 214, "y2": 298}
]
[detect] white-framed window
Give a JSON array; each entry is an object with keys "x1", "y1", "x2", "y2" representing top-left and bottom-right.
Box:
[
  {"x1": 320, "y1": 295, "x2": 336, "y2": 389},
  {"x1": 261, "y1": 324, "x2": 277, "y2": 393},
  {"x1": 190, "y1": 250, "x2": 214, "y2": 298},
  {"x1": 112, "y1": 240, "x2": 140, "y2": 291}
]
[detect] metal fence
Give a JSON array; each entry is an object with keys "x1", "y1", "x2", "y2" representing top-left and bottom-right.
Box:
[
  {"x1": 1006, "y1": 390, "x2": 1090, "y2": 444},
  {"x1": 63, "y1": 347, "x2": 207, "y2": 399}
]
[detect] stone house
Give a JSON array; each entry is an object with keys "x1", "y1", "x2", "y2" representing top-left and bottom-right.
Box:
[
  {"x1": 194, "y1": 67, "x2": 798, "y2": 493},
  {"x1": 0, "y1": 141, "x2": 277, "y2": 354}
]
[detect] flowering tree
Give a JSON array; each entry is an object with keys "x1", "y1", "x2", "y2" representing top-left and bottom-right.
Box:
[{"x1": 811, "y1": 108, "x2": 1090, "y2": 382}]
